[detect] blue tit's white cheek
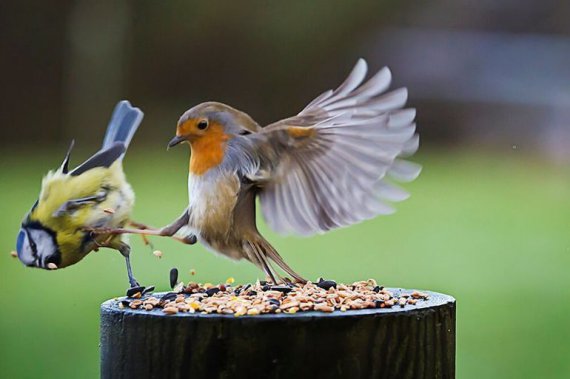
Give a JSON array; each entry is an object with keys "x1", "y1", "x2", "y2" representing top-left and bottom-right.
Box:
[{"x1": 27, "y1": 228, "x2": 59, "y2": 269}]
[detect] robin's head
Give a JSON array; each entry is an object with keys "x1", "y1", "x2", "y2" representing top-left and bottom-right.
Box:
[
  {"x1": 168, "y1": 102, "x2": 260, "y2": 175},
  {"x1": 167, "y1": 102, "x2": 259, "y2": 149}
]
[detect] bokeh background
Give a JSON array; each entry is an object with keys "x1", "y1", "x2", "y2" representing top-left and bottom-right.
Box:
[{"x1": 1, "y1": 1, "x2": 569, "y2": 378}]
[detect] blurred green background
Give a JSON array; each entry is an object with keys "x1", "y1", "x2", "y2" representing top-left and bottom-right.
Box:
[{"x1": 1, "y1": 1, "x2": 569, "y2": 378}]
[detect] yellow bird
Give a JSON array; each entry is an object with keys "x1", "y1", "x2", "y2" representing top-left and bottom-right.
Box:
[
  {"x1": 16, "y1": 101, "x2": 149, "y2": 291},
  {"x1": 116, "y1": 59, "x2": 420, "y2": 283}
]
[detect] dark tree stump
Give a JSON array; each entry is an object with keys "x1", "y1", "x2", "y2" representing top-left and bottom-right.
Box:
[{"x1": 100, "y1": 289, "x2": 455, "y2": 379}]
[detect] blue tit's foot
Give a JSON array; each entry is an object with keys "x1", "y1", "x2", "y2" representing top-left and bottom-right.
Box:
[
  {"x1": 126, "y1": 285, "x2": 155, "y2": 297},
  {"x1": 126, "y1": 285, "x2": 144, "y2": 297}
]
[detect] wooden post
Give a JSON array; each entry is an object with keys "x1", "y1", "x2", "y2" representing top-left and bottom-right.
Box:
[{"x1": 100, "y1": 289, "x2": 455, "y2": 379}]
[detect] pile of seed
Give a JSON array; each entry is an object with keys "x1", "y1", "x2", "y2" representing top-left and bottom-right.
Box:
[{"x1": 119, "y1": 278, "x2": 429, "y2": 316}]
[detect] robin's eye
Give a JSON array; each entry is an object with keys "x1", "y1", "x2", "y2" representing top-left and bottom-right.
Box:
[{"x1": 197, "y1": 120, "x2": 208, "y2": 130}]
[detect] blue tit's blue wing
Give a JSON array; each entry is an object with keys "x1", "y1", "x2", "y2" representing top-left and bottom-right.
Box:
[
  {"x1": 70, "y1": 142, "x2": 126, "y2": 176},
  {"x1": 102, "y1": 100, "x2": 144, "y2": 150}
]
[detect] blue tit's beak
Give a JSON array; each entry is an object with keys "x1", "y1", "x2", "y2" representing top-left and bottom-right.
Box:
[{"x1": 167, "y1": 135, "x2": 186, "y2": 149}]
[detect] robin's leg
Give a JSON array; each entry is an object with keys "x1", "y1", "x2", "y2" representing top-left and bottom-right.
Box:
[
  {"x1": 129, "y1": 220, "x2": 154, "y2": 230},
  {"x1": 90, "y1": 209, "x2": 195, "y2": 244},
  {"x1": 86, "y1": 225, "x2": 196, "y2": 245},
  {"x1": 158, "y1": 209, "x2": 190, "y2": 237}
]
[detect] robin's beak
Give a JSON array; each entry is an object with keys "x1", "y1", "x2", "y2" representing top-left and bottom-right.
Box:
[{"x1": 167, "y1": 135, "x2": 186, "y2": 149}]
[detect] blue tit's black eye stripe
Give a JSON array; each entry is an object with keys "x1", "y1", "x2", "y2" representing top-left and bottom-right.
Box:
[
  {"x1": 21, "y1": 221, "x2": 58, "y2": 254},
  {"x1": 24, "y1": 229, "x2": 37, "y2": 253}
]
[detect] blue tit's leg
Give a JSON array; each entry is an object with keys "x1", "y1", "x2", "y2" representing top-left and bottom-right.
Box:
[
  {"x1": 117, "y1": 242, "x2": 139, "y2": 288},
  {"x1": 53, "y1": 191, "x2": 107, "y2": 217}
]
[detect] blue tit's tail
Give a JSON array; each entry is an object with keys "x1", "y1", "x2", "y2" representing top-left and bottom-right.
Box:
[{"x1": 102, "y1": 100, "x2": 144, "y2": 150}]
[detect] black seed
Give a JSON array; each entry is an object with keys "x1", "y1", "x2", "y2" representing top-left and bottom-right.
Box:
[
  {"x1": 317, "y1": 280, "x2": 337, "y2": 290},
  {"x1": 373, "y1": 286, "x2": 381, "y2": 293},
  {"x1": 120, "y1": 300, "x2": 131, "y2": 307},
  {"x1": 205, "y1": 287, "x2": 220, "y2": 297},
  {"x1": 242, "y1": 284, "x2": 251, "y2": 292},
  {"x1": 247, "y1": 290, "x2": 257, "y2": 296},
  {"x1": 234, "y1": 288, "x2": 242, "y2": 295},
  {"x1": 317, "y1": 277, "x2": 324, "y2": 283},
  {"x1": 126, "y1": 286, "x2": 145, "y2": 297},
  {"x1": 374, "y1": 300, "x2": 384, "y2": 308},
  {"x1": 160, "y1": 292, "x2": 178, "y2": 302},
  {"x1": 262, "y1": 285, "x2": 271, "y2": 291},
  {"x1": 270, "y1": 285, "x2": 292, "y2": 294},
  {"x1": 267, "y1": 298, "x2": 281, "y2": 306},
  {"x1": 169, "y1": 268, "x2": 178, "y2": 289},
  {"x1": 142, "y1": 286, "x2": 155, "y2": 295}
]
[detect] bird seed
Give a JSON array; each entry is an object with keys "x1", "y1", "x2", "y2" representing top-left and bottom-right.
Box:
[{"x1": 115, "y1": 279, "x2": 430, "y2": 316}]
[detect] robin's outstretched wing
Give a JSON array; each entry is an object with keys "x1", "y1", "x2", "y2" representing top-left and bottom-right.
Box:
[{"x1": 255, "y1": 59, "x2": 421, "y2": 236}]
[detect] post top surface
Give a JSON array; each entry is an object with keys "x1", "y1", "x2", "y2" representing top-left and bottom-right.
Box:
[{"x1": 101, "y1": 288, "x2": 455, "y2": 320}]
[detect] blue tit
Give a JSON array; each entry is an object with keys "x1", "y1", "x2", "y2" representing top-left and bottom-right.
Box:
[{"x1": 15, "y1": 100, "x2": 146, "y2": 290}]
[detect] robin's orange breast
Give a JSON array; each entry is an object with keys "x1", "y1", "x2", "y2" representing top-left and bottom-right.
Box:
[{"x1": 189, "y1": 123, "x2": 230, "y2": 175}]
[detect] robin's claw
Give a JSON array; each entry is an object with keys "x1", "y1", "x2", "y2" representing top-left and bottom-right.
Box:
[{"x1": 182, "y1": 234, "x2": 197, "y2": 245}]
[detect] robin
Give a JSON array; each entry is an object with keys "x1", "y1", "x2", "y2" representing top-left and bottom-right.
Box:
[{"x1": 117, "y1": 59, "x2": 420, "y2": 283}]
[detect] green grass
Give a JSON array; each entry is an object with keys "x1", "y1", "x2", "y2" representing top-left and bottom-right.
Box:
[{"x1": 0, "y1": 147, "x2": 568, "y2": 378}]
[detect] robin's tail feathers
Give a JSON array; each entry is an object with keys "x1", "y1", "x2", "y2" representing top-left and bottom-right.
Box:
[{"x1": 243, "y1": 238, "x2": 305, "y2": 284}]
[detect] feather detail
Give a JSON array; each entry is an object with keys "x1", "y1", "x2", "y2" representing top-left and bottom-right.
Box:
[
  {"x1": 59, "y1": 140, "x2": 75, "y2": 174},
  {"x1": 256, "y1": 59, "x2": 420, "y2": 236},
  {"x1": 102, "y1": 100, "x2": 144, "y2": 149}
]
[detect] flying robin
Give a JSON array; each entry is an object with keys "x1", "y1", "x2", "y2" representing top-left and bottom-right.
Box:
[{"x1": 107, "y1": 59, "x2": 421, "y2": 283}]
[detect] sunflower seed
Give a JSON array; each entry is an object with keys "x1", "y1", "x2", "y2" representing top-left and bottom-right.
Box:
[{"x1": 169, "y1": 268, "x2": 178, "y2": 289}]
